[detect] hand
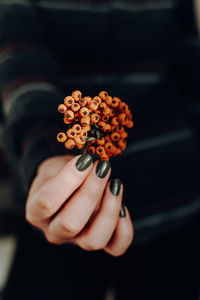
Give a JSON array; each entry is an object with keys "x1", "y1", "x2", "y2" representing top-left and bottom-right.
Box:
[{"x1": 26, "y1": 154, "x2": 134, "y2": 256}]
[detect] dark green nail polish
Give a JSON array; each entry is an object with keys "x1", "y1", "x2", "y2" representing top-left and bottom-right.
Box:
[
  {"x1": 120, "y1": 204, "x2": 126, "y2": 218},
  {"x1": 96, "y1": 160, "x2": 110, "y2": 178},
  {"x1": 110, "y1": 178, "x2": 122, "y2": 196},
  {"x1": 75, "y1": 154, "x2": 92, "y2": 171}
]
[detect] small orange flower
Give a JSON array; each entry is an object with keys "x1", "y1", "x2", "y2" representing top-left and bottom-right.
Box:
[
  {"x1": 64, "y1": 96, "x2": 74, "y2": 107},
  {"x1": 90, "y1": 113, "x2": 100, "y2": 123},
  {"x1": 57, "y1": 132, "x2": 67, "y2": 142},
  {"x1": 65, "y1": 110, "x2": 74, "y2": 120},
  {"x1": 65, "y1": 139, "x2": 76, "y2": 149},
  {"x1": 72, "y1": 90, "x2": 82, "y2": 101},
  {"x1": 99, "y1": 91, "x2": 108, "y2": 100},
  {"x1": 58, "y1": 104, "x2": 67, "y2": 113}
]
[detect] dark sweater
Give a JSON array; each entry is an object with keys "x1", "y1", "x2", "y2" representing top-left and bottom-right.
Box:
[{"x1": 0, "y1": 0, "x2": 200, "y2": 242}]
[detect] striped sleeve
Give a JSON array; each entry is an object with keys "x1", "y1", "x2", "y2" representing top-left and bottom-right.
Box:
[{"x1": 0, "y1": 3, "x2": 78, "y2": 195}]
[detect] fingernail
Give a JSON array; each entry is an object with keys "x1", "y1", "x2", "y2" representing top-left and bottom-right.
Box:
[
  {"x1": 75, "y1": 153, "x2": 93, "y2": 171},
  {"x1": 110, "y1": 178, "x2": 122, "y2": 196},
  {"x1": 120, "y1": 204, "x2": 126, "y2": 218},
  {"x1": 96, "y1": 160, "x2": 110, "y2": 178}
]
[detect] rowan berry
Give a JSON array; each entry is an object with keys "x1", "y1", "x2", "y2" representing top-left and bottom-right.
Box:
[
  {"x1": 74, "y1": 112, "x2": 80, "y2": 121},
  {"x1": 105, "y1": 135, "x2": 112, "y2": 142},
  {"x1": 111, "y1": 132, "x2": 120, "y2": 141},
  {"x1": 72, "y1": 124, "x2": 82, "y2": 133},
  {"x1": 57, "y1": 132, "x2": 67, "y2": 143},
  {"x1": 58, "y1": 104, "x2": 67, "y2": 113},
  {"x1": 65, "y1": 110, "x2": 74, "y2": 120},
  {"x1": 118, "y1": 113, "x2": 127, "y2": 124},
  {"x1": 117, "y1": 125, "x2": 125, "y2": 133},
  {"x1": 118, "y1": 139, "x2": 127, "y2": 150},
  {"x1": 105, "y1": 96, "x2": 113, "y2": 106},
  {"x1": 104, "y1": 142, "x2": 113, "y2": 152},
  {"x1": 67, "y1": 128, "x2": 77, "y2": 139},
  {"x1": 89, "y1": 101, "x2": 98, "y2": 111},
  {"x1": 126, "y1": 120, "x2": 134, "y2": 128},
  {"x1": 83, "y1": 96, "x2": 92, "y2": 104},
  {"x1": 97, "y1": 137, "x2": 105, "y2": 146},
  {"x1": 64, "y1": 96, "x2": 74, "y2": 107},
  {"x1": 101, "y1": 115, "x2": 109, "y2": 122},
  {"x1": 104, "y1": 123, "x2": 111, "y2": 133},
  {"x1": 120, "y1": 131, "x2": 128, "y2": 139},
  {"x1": 111, "y1": 117, "x2": 119, "y2": 126},
  {"x1": 119, "y1": 102, "x2": 128, "y2": 112},
  {"x1": 98, "y1": 121, "x2": 106, "y2": 130},
  {"x1": 79, "y1": 98, "x2": 87, "y2": 107},
  {"x1": 65, "y1": 139, "x2": 76, "y2": 149},
  {"x1": 82, "y1": 124, "x2": 91, "y2": 132},
  {"x1": 110, "y1": 97, "x2": 120, "y2": 108},
  {"x1": 90, "y1": 113, "x2": 100, "y2": 123},
  {"x1": 99, "y1": 102, "x2": 107, "y2": 112},
  {"x1": 72, "y1": 90, "x2": 82, "y2": 101},
  {"x1": 80, "y1": 107, "x2": 89, "y2": 117},
  {"x1": 99, "y1": 91, "x2": 108, "y2": 100},
  {"x1": 63, "y1": 117, "x2": 72, "y2": 124},
  {"x1": 74, "y1": 136, "x2": 85, "y2": 145},
  {"x1": 88, "y1": 146, "x2": 95, "y2": 155},
  {"x1": 96, "y1": 146, "x2": 105, "y2": 155},
  {"x1": 80, "y1": 129, "x2": 88, "y2": 139},
  {"x1": 103, "y1": 107, "x2": 111, "y2": 116},
  {"x1": 80, "y1": 116, "x2": 90, "y2": 126},
  {"x1": 93, "y1": 96, "x2": 102, "y2": 105},
  {"x1": 71, "y1": 103, "x2": 81, "y2": 112}
]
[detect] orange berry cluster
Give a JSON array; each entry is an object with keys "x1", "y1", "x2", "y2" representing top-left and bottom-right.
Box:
[{"x1": 57, "y1": 90, "x2": 134, "y2": 160}]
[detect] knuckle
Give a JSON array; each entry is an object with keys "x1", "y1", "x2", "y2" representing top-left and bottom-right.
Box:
[
  {"x1": 84, "y1": 238, "x2": 105, "y2": 251},
  {"x1": 60, "y1": 219, "x2": 80, "y2": 236},
  {"x1": 45, "y1": 233, "x2": 60, "y2": 245},
  {"x1": 35, "y1": 189, "x2": 53, "y2": 212}
]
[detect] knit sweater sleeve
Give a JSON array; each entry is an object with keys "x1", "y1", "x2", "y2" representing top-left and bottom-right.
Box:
[{"x1": 0, "y1": 3, "x2": 79, "y2": 195}]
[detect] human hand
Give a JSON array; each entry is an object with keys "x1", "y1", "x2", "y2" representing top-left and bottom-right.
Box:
[{"x1": 26, "y1": 154, "x2": 134, "y2": 256}]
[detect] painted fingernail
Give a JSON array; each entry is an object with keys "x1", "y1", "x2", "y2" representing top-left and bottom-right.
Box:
[
  {"x1": 110, "y1": 178, "x2": 122, "y2": 196},
  {"x1": 75, "y1": 153, "x2": 93, "y2": 171},
  {"x1": 120, "y1": 204, "x2": 126, "y2": 218},
  {"x1": 96, "y1": 160, "x2": 110, "y2": 178}
]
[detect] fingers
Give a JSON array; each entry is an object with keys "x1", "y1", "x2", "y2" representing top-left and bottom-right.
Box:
[
  {"x1": 104, "y1": 206, "x2": 134, "y2": 256},
  {"x1": 47, "y1": 160, "x2": 111, "y2": 241},
  {"x1": 26, "y1": 154, "x2": 93, "y2": 225},
  {"x1": 75, "y1": 179, "x2": 123, "y2": 251}
]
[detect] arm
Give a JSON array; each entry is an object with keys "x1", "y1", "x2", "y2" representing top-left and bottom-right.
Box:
[{"x1": 0, "y1": 2, "x2": 69, "y2": 193}]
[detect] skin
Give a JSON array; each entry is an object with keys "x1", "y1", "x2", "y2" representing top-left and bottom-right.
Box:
[{"x1": 26, "y1": 155, "x2": 134, "y2": 256}]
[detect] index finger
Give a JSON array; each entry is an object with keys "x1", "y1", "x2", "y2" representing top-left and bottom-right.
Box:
[{"x1": 26, "y1": 153, "x2": 93, "y2": 222}]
